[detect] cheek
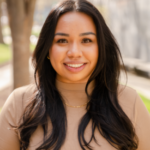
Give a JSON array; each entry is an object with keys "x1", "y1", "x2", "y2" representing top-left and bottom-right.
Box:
[
  {"x1": 50, "y1": 45, "x2": 64, "y2": 64},
  {"x1": 83, "y1": 45, "x2": 99, "y2": 65}
]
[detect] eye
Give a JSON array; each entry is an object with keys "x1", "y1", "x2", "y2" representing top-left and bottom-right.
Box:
[
  {"x1": 57, "y1": 39, "x2": 68, "y2": 43},
  {"x1": 82, "y1": 38, "x2": 92, "y2": 43}
]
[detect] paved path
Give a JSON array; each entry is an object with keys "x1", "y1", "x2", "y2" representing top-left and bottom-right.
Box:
[
  {"x1": 0, "y1": 63, "x2": 150, "y2": 108},
  {"x1": 0, "y1": 64, "x2": 13, "y2": 91}
]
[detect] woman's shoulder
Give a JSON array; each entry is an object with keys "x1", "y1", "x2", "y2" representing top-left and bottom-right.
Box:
[
  {"x1": 117, "y1": 84, "x2": 138, "y2": 124},
  {"x1": 4, "y1": 84, "x2": 36, "y2": 116},
  {"x1": 117, "y1": 84, "x2": 137, "y2": 102},
  {"x1": 13, "y1": 84, "x2": 37, "y2": 108},
  {"x1": 0, "y1": 84, "x2": 37, "y2": 126},
  {"x1": 13, "y1": 84, "x2": 37, "y2": 100}
]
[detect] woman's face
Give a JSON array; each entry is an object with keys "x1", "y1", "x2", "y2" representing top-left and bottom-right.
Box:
[{"x1": 49, "y1": 12, "x2": 98, "y2": 83}]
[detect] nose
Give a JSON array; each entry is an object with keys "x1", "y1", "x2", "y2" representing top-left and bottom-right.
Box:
[{"x1": 67, "y1": 42, "x2": 82, "y2": 58}]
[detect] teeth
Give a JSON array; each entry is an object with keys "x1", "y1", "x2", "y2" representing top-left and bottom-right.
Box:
[{"x1": 66, "y1": 64, "x2": 84, "y2": 68}]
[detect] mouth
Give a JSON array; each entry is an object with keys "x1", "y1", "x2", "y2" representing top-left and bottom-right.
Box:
[
  {"x1": 65, "y1": 63, "x2": 85, "y2": 68},
  {"x1": 63, "y1": 63, "x2": 87, "y2": 73}
]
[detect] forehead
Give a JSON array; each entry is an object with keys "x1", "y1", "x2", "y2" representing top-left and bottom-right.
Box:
[{"x1": 55, "y1": 11, "x2": 96, "y2": 33}]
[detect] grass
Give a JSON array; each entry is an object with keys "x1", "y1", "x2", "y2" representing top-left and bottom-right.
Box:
[
  {"x1": 0, "y1": 43, "x2": 36, "y2": 65},
  {"x1": 0, "y1": 44, "x2": 11, "y2": 64},
  {"x1": 138, "y1": 93, "x2": 150, "y2": 113}
]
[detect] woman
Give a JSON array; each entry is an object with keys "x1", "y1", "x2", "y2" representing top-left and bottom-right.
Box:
[{"x1": 0, "y1": 0, "x2": 150, "y2": 150}]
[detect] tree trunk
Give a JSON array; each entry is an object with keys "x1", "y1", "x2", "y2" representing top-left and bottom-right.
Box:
[
  {"x1": 0, "y1": 0, "x2": 4, "y2": 44},
  {"x1": 6, "y1": 0, "x2": 36, "y2": 89}
]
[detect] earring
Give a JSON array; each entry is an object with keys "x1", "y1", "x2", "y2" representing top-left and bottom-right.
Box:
[{"x1": 47, "y1": 56, "x2": 50, "y2": 59}]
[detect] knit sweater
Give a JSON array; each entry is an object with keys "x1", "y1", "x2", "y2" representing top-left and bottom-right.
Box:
[{"x1": 0, "y1": 80, "x2": 150, "y2": 150}]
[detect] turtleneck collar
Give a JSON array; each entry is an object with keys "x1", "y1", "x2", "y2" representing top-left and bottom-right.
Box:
[
  {"x1": 55, "y1": 80, "x2": 95, "y2": 107},
  {"x1": 56, "y1": 79, "x2": 95, "y2": 92}
]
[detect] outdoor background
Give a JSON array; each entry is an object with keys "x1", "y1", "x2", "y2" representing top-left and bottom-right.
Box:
[{"x1": 0, "y1": 0, "x2": 150, "y2": 112}]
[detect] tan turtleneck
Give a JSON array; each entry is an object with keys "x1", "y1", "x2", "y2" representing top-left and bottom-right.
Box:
[{"x1": 0, "y1": 81, "x2": 150, "y2": 150}]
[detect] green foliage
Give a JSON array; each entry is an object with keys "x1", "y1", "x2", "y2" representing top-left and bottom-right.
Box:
[
  {"x1": 138, "y1": 93, "x2": 150, "y2": 113},
  {"x1": 0, "y1": 44, "x2": 11, "y2": 64},
  {"x1": 31, "y1": 30, "x2": 40, "y2": 37},
  {"x1": 30, "y1": 43, "x2": 36, "y2": 52}
]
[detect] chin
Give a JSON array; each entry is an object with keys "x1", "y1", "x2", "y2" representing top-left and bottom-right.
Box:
[
  {"x1": 64, "y1": 75, "x2": 89, "y2": 83},
  {"x1": 57, "y1": 72, "x2": 91, "y2": 83}
]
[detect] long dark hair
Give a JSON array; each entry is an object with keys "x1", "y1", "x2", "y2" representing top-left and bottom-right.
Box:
[{"x1": 16, "y1": 0, "x2": 138, "y2": 149}]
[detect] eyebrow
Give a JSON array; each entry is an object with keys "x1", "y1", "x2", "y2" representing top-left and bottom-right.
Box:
[
  {"x1": 79, "y1": 32, "x2": 96, "y2": 36},
  {"x1": 55, "y1": 33, "x2": 69, "y2": 36},
  {"x1": 54, "y1": 32, "x2": 96, "y2": 36}
]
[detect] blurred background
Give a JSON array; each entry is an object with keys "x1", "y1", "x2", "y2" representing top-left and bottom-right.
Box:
[{"x1": 0, "y1": 0, "x2": 150, "y2": 112}]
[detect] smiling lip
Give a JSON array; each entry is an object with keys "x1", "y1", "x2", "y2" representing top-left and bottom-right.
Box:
[{"x1": 64, "y1": 62, "x2": 87, "y2": 73}]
